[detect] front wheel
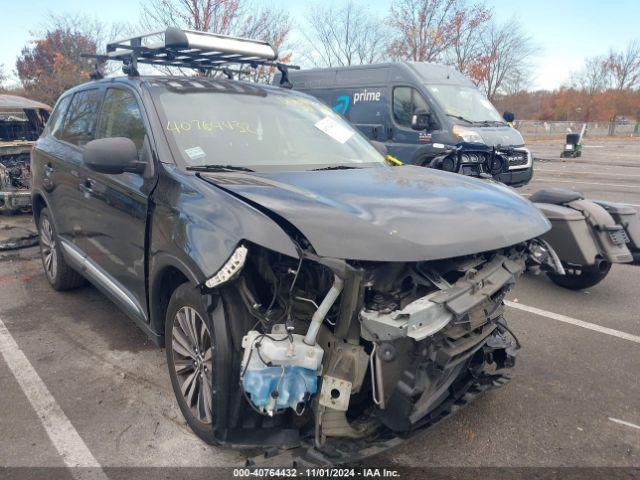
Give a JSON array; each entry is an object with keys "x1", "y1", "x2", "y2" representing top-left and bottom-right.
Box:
[
  {"x1": 165, "y1": 283, "x2": 225, "y2": 444},
  {"x1": 547, "y1": 262, "x2": 612, "y2": 290}
]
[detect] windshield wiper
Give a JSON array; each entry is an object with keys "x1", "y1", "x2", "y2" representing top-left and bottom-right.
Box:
[
  {"x1": 476, "y1": 120, "x2": 507, "y2": 127},
  {"x1": 186, "y1": 164, "x2": 255, "y2": 173},
  {"x1": 446, "y1": 113, "x2": 476, "y2": 125},
  {"x1": 310, "y1": 165, "x2": 362, "y2": 171}
]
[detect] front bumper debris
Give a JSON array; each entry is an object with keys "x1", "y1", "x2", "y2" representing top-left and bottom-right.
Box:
[{"x1": 246, "y1": 367, "x2": 511, "y2": 467}]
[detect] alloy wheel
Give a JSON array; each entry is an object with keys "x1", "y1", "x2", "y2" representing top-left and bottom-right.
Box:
[
  {"x1": 171, "y1": 306, "x2": 214, "y2": 424},
  {"x1": 40, "y1": 217, "x2": 58, "y2": 280}
]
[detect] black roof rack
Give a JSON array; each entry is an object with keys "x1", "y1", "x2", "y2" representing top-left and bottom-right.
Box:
[{"x1": 85, "y1": 28, "x2": 298, "y2": 87}]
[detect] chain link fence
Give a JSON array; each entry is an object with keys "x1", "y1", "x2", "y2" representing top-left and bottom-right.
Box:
[{"x1": 514, "y1": 120, "x2": 639, "y2": 138}]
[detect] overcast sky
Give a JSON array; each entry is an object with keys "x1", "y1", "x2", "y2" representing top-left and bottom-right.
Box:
[{"x1": 2, "y1": 0, "x2": 639, "y2": 90}]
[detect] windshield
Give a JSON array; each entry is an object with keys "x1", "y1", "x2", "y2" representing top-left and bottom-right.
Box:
[
  {"x1": 151, "y1": 81, "x2": 384, "y2": 170},
  {"x1": 426, "y1": 85, "x2": 504, "y2": 124}
]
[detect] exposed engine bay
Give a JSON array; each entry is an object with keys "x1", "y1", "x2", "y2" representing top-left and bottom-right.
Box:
[
  {"x1": 0, "y1": 152, "x2": 31, "y2": 190},
  {"x1": 0, "y1": 96, "x2": 50, "y2": 213},
  {"x1": 217, "y1": 241, "x2": 537, "y2": 462},
  {"x1": 0, "y1": 150, "x2": 32, "y2": 212}
]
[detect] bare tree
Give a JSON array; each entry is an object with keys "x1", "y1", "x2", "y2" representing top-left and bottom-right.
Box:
[
  {"x1": 301, "y1": 1, "x2": 388, "y2": 68},
  {"x1": 474, "y1": 18, "x2": 535, "y2": 100},
  {"x1": 140, "y1": 0, "x2": 242, "y2": 34},
  {"x1": 0, "y1": 65, "x2": 6, "y2": 90},
  {"x1": 606, "y1": 39, "x2": 640, "y2": 90},
  {"x1": 140, "y1": 0, "x2": 291, "y2": 81},
  {"x1": 45, "y1": 12, "x2": 132, "y2": 51},
  {"x1": 386, "y1": 0, "x2": 462, "y2": 62},
  {"x1": 446, "y1": 3, "x2": 491, "y2": 74},
  {"x1": 570, "y1": 56, "x2": 610, "y2": 95}
]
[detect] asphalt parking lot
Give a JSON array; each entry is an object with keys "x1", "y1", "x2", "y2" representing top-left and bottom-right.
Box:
[{"x1": 0, "y1": 138, "x2": 639, "y2": 471}]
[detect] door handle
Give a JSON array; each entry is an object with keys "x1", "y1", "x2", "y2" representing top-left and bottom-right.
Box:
[{"x1": 80, "y1": 178, "x2": 95, "y2": 195}]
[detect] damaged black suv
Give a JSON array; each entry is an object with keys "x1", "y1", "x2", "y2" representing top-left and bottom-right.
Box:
[{"x1": 31, "y1": 29, "x2": 550, "y2": 464}]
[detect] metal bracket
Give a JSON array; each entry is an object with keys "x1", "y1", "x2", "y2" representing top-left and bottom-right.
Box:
[{"x1": 319, "y1": 376, "x2": 352, "y2": 411}]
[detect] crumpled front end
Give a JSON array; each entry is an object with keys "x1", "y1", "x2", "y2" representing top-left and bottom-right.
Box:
[{"x1": 211, "y1": 238, "x2": 530, "y2": 464}]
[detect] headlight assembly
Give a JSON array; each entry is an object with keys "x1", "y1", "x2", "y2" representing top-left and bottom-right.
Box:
[
  {"x1": 205, "y1": 244, "x2": 248, "y2": 288},
  {"x1": 452, "y1": 125, "x2": 484, "y2": 143}
]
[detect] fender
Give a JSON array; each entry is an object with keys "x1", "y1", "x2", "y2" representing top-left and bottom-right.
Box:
[{"x1": 147, "y1": 168, "x2": 300, "y2": 336}]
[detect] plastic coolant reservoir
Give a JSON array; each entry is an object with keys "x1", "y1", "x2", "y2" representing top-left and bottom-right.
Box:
[{"x1": 240, "y1": 330, "x2": 324, "y2": 415}]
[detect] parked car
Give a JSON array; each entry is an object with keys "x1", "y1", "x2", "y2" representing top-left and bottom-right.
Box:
[
  {"x1": 32, "y1": 29, "x2": 551, "y2": 464},
  {"x1": 279, "y1": 62, "x2": 533, "y2": 187},
  {"x1": 0, "y1": 94, "x2": 50, "y2": 213}
]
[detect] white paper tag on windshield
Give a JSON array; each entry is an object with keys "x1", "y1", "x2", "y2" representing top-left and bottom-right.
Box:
[
  {"x1": 185, "y1": 146, "x2": 206, "y2": 161},
  {"x1": 314, "y1": 116, "x2": 354, "y2": 144}
]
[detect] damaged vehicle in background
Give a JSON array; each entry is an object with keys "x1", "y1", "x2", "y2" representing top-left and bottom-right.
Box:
[
  {"x1": 0, "y1": 94, "x2": 50, "y2": 213},
  {"x1": 417, "y1": 138, "x2": 640, "y2": 290},
  {"x1": 31, "y1": 29, "x2": 553, "y2": 464}
]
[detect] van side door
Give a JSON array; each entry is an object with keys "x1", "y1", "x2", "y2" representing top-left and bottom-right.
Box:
[
  {"x1": 388, "y1": 86, "x2": 440, "y2": 165},
  {"x1": 340, "y1": 88, "x2": 388, "y2": 142},
  {"x1": 77, "y1": 86, "x2": 157, "y2": 322}
]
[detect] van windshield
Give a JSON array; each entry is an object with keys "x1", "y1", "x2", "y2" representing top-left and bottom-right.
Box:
[
  {"x1": 151, "y1": 82, "x2": 384, "y2": 171},
  {"x1": 426, "y1": 85, "x2": 504, "y2": 124}
]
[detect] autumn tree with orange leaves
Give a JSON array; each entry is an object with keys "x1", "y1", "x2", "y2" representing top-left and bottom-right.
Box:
[
  {"x1": 386, "y1": 0, "x2": 491, "y2": 63},
  {"x1": 16, "y1": 30, "x2": 97, "y2": 105}
]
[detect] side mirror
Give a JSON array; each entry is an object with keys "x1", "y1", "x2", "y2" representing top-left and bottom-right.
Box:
[
  {"x1": 503, "y1": 111, "x2": 515, "y2": 123},
  {"x1": 370, "y1": 140, "x2": 388, "y2": 157},
  {"x1": 84, "y1": 137, "x2": 145, "y2": 175},
  {"x1": 411, "y1": 111, "x2": 431, "y2": 131}
]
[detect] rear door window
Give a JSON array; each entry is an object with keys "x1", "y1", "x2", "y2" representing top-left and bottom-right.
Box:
[
  {"x1": 48, "y1": 95, "x2": 72, "y2": 139},
  {"x1": 59, "y1": 89, "x2": 102, "y2": 147},
  {"x1": 96, "y1": 88, "x2": 147, "y2": 156},
  {"x1": 392, "y1": 87, "x2": 429, "y2": 128}
]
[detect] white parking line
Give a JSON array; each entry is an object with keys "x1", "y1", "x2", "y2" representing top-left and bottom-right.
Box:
[
  {"x1": 536, "y1": 168, "x2": 640, "y2": 178},
  {"x1": 0, "y1": 316, "x2": 106, "y2": 474},
  {"x1": 608, "y1": 417, "x2": 640, "y2": 431},
  {"x1": 504, "y1": 301, "x2": 640, "y2": 344},
  {"x1": 533, "y1": 178, "x2": 639, "y2": 189},
  {"x1": 519, "y1": 192, "x2": 640, "y2": 207}
]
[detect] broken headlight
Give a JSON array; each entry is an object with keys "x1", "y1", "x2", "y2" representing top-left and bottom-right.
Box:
[{"x1": 204, "y1": 244, "x2": 248, "y2": 288}]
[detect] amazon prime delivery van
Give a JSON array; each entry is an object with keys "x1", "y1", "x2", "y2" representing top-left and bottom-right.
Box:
[{"x1": 278, "y1": 62, "x2": 533, "y2": 187}]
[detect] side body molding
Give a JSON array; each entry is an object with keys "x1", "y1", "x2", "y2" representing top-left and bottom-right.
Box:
[{"x1": 59, "y1": 239, "x2": 157, "y2": 338}]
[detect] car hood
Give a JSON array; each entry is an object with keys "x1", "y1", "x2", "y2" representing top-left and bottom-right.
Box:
[
  {"x1": 199, "y1": 166, "x2": 550, "y2": 262},
  {"x1": 476, "y1": 126, "x2": 525, "y2": 147}
]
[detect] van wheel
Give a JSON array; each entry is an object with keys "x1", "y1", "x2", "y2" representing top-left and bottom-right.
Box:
[
  {"x1": 165, "y1": 283, "x2": 226, "y2": 445},
  {"x1": 38, "y1": 208, "x2": 86, "y2": 291},
  {"x1": 547, "y1": 262, "x2": 611, "y2": 290}
]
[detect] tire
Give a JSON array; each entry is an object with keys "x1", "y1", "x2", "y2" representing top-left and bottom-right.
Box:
[
  {"x1": 38, "y1": 208, "x2": 86, "y2": 291},
  {"x1": 165, "y1": 283, "x2": 227, "y2": 445},
  {"x1": 547, "y1": 262, "x2": 612, "y2": 290}
]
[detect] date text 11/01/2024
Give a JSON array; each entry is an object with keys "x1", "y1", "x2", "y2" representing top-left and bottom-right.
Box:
[{"x1": 232, "y1": 468, "x2": 401, "y2": 477}]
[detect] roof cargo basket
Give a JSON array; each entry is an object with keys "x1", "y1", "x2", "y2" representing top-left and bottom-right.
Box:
[{"x1": 93, "y1": 28, "x2": 297, "y2": 86}]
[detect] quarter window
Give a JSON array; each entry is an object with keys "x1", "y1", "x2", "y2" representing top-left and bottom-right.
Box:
[
  {"x1": 96, "y1": 88, "x2": 147, "y2": 155},
  {"x1": 59, "y1": 89, "x2": 102, "y2": 146},
  {"x1": 393, "y1": 87, "x2": 430, "y2": 128}
]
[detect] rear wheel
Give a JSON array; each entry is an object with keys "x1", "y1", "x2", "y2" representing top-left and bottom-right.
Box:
[
  {"x1": 547, "y1": 262, "x2": 611, "y2": 290},
  {"x1": 38, "y1": 208, "x2": 86, "y2": 291}
]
